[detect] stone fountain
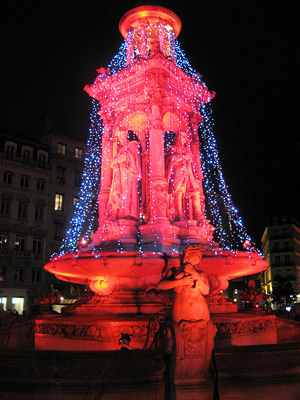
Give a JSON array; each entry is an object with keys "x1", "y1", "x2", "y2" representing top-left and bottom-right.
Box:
[{"x1": 39, "y1": 5, "x2": 269, "y2": 396}]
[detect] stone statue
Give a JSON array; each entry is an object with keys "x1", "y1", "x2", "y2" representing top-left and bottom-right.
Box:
[
  {"x1": 107, "y1": 130, "x2": 141, "y2": 220},
  {"x1": 157, "y1": 246, "x2": 210, "y2": 323},
  {"x1": 166, "y1": 131, "x2": 204, "y2": 221}
]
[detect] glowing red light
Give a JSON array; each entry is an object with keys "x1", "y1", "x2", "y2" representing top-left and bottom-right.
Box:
[{"x1": 243, "y1": 240, "x2": 251, "y2": 249}]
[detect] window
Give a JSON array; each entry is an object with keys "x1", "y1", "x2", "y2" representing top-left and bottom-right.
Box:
[
  {"x1": 75, "y1": 147, "x2": 83, "y2": 159},
  {"x1": 0, "y1": 296, "x2": 7, "y2": 311},
  {"x1": 5, "y1": 144, "x2": 15, "y2": 160},
  {"x1": 58, "y1": 143, "x2": 67, "y2": 155},
  {"x1": 3, "y1": 171, "x2": 12, "y2": 184},
  {"x1": 74, "y1": 170, "x2": 82, "y2": 187},
  {"x1": 22, "y1": 149, "x2": 31, "y2": 164},
  {"x1": 54, "y1": 222, "x2": 64, "y2": 240},
  {"x1": 38, "y1": 153, "x2": 46, "y2": 168},
  {"x1": 12, "y1": 297, "x2": 24, "y2": 314},
  {"x1": 15, "y1": 235, "x2": 25, "y2": 252},
  {"x1": 34, "y1": 205, "x2": 43, "y2": 222},
  {"x1": 14, "y1": 268, "x2": 24, "y2": 282},
  {"x1": 275, "y1": 255, "x2": 280, "y2": 265},
  {"x1": 54, "y1": 193, "x2": 64, "y2": 211},
  {"x1": 33, "y1": 238, "x2": 43, "y2": 256},
  {"x1": 0, "y1": 265, "x2": 6, "y2": 282},
  {"x1": 20, "y1": 175, "x2": 30, "y2": 188},
  {"x1": 56, "y1": 166, "x2": 66, "y2": 184},
  {"x1": 18, "y1": 201, "x2": 27, "y2": 218},
  {"x1": 32, "y1": 268, "x2": 41, "y2": 283},
  {"x1": 37, "y1": 178, "x2": 45, "y2": 191},
  {"x1": 273, "y1": 242, "x2": 279, "y2": 250},
  {"x1": 0, "y1": 198, "x2": 10, "y2": 216},
  {"x1": 0, "y1": 233, "x2": 8, "y2": 248},
  {"x1": 285, "y1": 255, "x2": 291, "y2": 265}
]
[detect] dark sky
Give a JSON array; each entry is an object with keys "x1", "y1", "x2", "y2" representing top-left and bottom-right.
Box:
[{"x1": 0, "y1": 1, "x2": 297, "y2": 245}]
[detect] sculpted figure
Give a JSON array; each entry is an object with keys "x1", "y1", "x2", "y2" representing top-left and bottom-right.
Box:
[
  {"x1": 157, "y1": 246, "x2": 210, "y2": 323},
  {"x1": 166, "y1": 131, "x2": 204, "y2": 221},
  {"x1": 107, "y1": 130, "x2": 141, "y2": 220}
]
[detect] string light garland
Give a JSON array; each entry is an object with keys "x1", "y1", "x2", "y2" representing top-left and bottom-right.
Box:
[{"x1": 54, "y1": 33, "x2": 257, "y2": 259}]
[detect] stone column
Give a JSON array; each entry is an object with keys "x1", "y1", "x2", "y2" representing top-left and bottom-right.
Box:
[
  {"x1": 139, "y1": 86, "x2": 179, "y2": 253},
  {"x1": 96, "y1": 113, "x2": 114, "y2": 227}
]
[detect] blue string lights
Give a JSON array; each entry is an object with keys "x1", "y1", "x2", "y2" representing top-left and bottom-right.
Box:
[
  {"x1": 55, "y1": 37, "x2": 256, "y2": 258},
  {"x1": 57, "y1": 99, "x2": 103, "y2": 256}
]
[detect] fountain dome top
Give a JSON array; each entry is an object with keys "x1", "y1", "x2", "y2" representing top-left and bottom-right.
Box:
[{"x1": 119, "y1": 5, "x2": 182, "y2": 38}]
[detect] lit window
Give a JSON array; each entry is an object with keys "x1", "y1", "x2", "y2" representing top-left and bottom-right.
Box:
[
  {"x1": 58, "y1": 143, "x2": 67, "y2": 155},
  {"x1": 54, "y1": 193, "x2": 64, "y2": 211},
  {"x1": 20, "y1": 175, "x2": 30, "y2": 188},
  {"x1": 3, "y1": 171, "x2": 12, "y2": 184},
  {"x1": 11, "y1": 297, "x2": 24, "y2": 314},
  {"x1": 0, "y1": 297, "x2": 7, "y2": 310},
  {"x1": 75, "y1": 147, "x2": 83, "y2": 159}
]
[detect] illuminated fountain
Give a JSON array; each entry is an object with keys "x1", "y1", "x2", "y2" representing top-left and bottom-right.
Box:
[{"x1": 40, "y1": 5, "x2": 269, "y2": 392}]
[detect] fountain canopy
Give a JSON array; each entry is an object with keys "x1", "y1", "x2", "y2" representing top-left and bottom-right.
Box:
[{"x1": 45, "y1": 5, "x2": 267, "y2": 296}]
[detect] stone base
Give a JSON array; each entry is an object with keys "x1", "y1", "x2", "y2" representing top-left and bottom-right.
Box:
[{"x1": 173, "y1": 320, "x2": 217, "y2": 386}]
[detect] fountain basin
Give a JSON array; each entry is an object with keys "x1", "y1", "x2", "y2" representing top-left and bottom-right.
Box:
[{"x1": 45, "y1": 250, "x2": 267, "y2": 295}]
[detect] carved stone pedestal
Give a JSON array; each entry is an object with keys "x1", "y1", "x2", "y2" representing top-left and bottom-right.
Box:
[
  {"x1": 173, "y1": 320, "x2": 216, "y2": 387},
  {"x1": 170, "y1": 320, "x2": 216, "y2": 400},
  {"x1": 91, "y1": 219, "x2": 139, "y2": 249},
  {"x1": 173, "y1": 219, "x2": 214, "y2": 247},
  {"x1": 139, "y1": 219, "x2": 180, "y2": 253}
]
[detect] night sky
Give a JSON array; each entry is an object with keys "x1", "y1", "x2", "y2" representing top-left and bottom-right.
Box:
[{"x1": 1, "y1": 1, "x2": 297, "y2": 246}]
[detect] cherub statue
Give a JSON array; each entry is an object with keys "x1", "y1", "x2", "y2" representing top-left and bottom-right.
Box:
[{"x1": 157, "y1": 245, "x2": 210, "y2": 323}]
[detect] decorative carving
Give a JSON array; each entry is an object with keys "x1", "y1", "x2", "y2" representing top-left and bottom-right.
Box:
[
  {"x1": 34, "y1": 321, "x2": 150, "y2": 343},
  {"x1": 215, "y1": 318, "x2": 276, "y2": 337},
  {"x1": 179, "y1": 320, "x2": 207, "y2": 358}
]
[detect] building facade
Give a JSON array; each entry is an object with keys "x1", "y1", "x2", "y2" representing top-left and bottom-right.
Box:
[
  {"x1": 0, "y1": 130, "x2": 86, "y2": 313},
  {"x1": 261, "y1": 216, "x2": 300, "y2": 302}
]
